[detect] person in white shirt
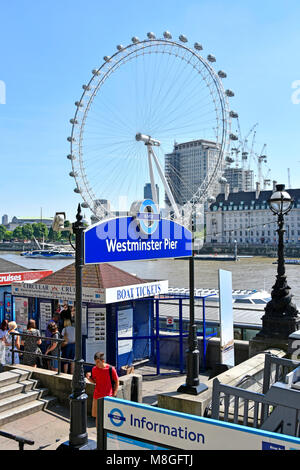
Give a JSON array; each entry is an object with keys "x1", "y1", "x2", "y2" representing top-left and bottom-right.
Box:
[{"x1": 61, "y1": 313, "x2": 75, "y2": 374}]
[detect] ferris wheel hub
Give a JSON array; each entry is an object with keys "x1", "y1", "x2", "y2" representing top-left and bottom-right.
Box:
[{"x1": 135, "y1": 133, "x2": 160, "y2": 147}]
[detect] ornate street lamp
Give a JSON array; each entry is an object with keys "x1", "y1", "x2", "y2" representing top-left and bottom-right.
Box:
[
  {"x1": 54, "y1": 205, "x2": 96, "y2": 450},
  {"x1": 255, "y1": 184, "x2": 300, "y2": 340}
]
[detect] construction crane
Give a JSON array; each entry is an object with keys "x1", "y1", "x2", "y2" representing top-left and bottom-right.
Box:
[
  {"x1": 263, "y1": 168, "x2": 272, "y2": 189},
  {"x1": 229, "y1": 119, "x2": 258, "y2": 170},
  {"x1": 287, "y1": 168, "x2": 291, "y2": 188},
  {"x1": 256, "y1": 143, "x2": 267, "y2": 187}
]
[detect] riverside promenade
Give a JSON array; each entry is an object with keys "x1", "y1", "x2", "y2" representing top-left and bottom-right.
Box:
[{"x1": 0, "y1": 366, "x2": 210, "y2": 450}]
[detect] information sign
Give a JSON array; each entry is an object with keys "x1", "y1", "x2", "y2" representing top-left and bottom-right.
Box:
[{"x1": 100, "y1": 397, "x2": 300, "y2": 450}]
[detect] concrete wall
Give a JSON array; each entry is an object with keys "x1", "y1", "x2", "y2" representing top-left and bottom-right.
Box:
[
  {"x1": 157, "y1": 348, "x2": 286, "y2": 417},
  {"x1": 158, "y1": 334, "x2": 249, "y2": 370},
  {"x1": 5, "y1": 364, "x2": 142, "y2": 415}
]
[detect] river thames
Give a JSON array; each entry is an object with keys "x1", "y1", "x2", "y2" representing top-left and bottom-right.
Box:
[{"x1": 1, "y1": 252, "x2": 299, "y2": 308}]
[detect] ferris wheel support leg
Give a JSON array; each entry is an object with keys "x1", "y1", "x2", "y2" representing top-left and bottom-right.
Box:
[
  {"x1": 147, "y1": 145, "x2": 158, "y2": 206},
  {"x1": 150, "y1": 147, "x2": 180, "y2": 219}
]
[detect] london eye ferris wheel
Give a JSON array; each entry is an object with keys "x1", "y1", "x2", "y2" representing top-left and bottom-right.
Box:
[{"x1": 67, "y1": 31, "x2": 236, "y2": 225}]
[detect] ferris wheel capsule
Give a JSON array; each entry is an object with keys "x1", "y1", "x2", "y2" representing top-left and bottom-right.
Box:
[
  {"x1": 81, "y1": 202, "x2": 89, "y2": 208},
  {"x1": 70, "y1": 118, "x2": 78, "y2": 124},
  {"x1": 67, "y1": 136, "x2": 75, "y2": 142},
  {"x1": 218, "y1": 70, "x2": 227, "y2": 78},
  {"x1": 132, "y1": 37, "x2": 139, "y2": 44},
  {"x1": 194, "y1": 42, "x2": 203, "y2": 51},
  {"x1": 116, "y1": 45, "x2": 124, "y2": 51},
  {"x1": 67, "y1": 154, "x2": 75, "y2": 160},
  {"x1": 229, "y1": 111, "x2": 238, "y2": 118},
  {"x1": 219, "y1": 177, "x2": 227, "y2": 184},
  {"x1": 225, "y1": 89, "x2": 235, "y2": 97},
  {"x1": 74, "y1": 187, "x2": 81, "y2": 194},
  {"x1": 82, "y1": 85, "x2": 91, "y2": 91},
  {"x1": 69, "y1": 171, "x2": 78, "y2": 177},
  {"x1": 207, "y1": 54, "x2": 216, "y2": 62},
  {"x1": 179, "y1": 34, "x2": 188, "y2": 43},
  {"x1": 229, "y1": 133, "x2": 238, "y2": 141},
  {"x1": 92, "y1": 69, "x2": 100, "y2": 75},
  {"x1": 147, "y1": 32, "x2": 156, "y2": 39},
  {"x1": 103, "y1": 56, "x2": 111, "y2": 62},
  {"x1": 75, "y1": 101, "x2": 83, "y2": 107},
  {"x1": 163, "y1": 31, "x2": 172, "y2": 39}
]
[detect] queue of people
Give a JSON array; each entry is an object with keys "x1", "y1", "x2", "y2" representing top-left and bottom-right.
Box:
[{"x1": 0, "y1": 304, "x2": 76, "y2": 374}]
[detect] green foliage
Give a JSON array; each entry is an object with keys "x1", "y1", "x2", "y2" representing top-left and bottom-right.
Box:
[
  {"x1": 21, "y1": 223, "x2": 33, "y2": 240},
  {"x1": 0, "y1": 225, "x2": 7, "y2": 240},
  {"x1": 13, "y1": 226, "x2": 23, "y2": 240},
  {"x1": 32, "y1": 222, "x2": 48, "y2": 240}
]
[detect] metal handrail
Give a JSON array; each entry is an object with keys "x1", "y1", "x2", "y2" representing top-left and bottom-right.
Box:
[
  {"x1": 10, "y1": 331, "x2": 65, "y2": 374},
  {"x1": 0, "y1": 430, "x2": 34, "y2": 450},
  {"x1": 8, "y1": 332, "x2": 96, "y2": 374}
]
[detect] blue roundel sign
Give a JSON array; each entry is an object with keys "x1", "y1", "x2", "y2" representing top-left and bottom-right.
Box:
[
  {"x1": 137, "y1": 199, "x2": 160, "y2": 235},
  {"x1": 84, "y1": 200, "x2": 192, "y2": 264},
  {"x1": 108, "y1": 408, "x2": 126, "y2": 427}
]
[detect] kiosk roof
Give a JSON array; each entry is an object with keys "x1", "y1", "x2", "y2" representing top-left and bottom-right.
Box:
[{"x1": 34, "y1": 262, "x2": 146, "y2": 289}]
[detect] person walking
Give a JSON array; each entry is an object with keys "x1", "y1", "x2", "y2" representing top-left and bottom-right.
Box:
[
  {"x1": 4, "y1": 321, "x2": 20, "y2": 365},
  {"x1": 45, "y1": 322, "x2": 60, "y2": 372},
  {"x1": 0, "y1": 320, "x2": 8, "y2": 368},
  {"x1": 61, "y1": 313, "x2": 75, "y2": 374},
  {"x1": 21, "y1": 319, "x2": 42, "y2": 368},
  {"x1": 85, "y1": 352, "x2": 119, "y2": 426}
]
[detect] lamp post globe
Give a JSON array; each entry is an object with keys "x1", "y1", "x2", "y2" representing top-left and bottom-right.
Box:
[{"x1": 268, "y1": 184, "x2": 293, "y2": 216}]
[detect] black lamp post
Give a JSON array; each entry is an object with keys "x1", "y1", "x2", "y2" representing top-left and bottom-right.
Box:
[
  {"x1": 177, "y1": 211, "x2": 208, "y2": 395},
  {"x1": 58, "y1": 204, "x2": 96, "y2": 450},
  {"x1": 256, "y1": 184, "x2": 300, "y2": 339}
]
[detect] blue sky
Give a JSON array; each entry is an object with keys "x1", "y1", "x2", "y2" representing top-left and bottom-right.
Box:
[{"x1": 0, "y1": 0, "x2": 299, "y2": 222}]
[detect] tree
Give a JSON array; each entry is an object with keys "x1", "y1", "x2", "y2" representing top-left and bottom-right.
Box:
[
  {"x1": 47, "y1": 227, "x2": 61, "y2": 242},
  {"x1": 13, "y1": 226, "x2": 23, "y2": 240},
  {"x1": 4, "y1": 231, "x2": 13, "y2": 241},
  {"x1": 61, "y1": 220, "x2": 71, "y2": 240},
  {"x1": 22, "y1": 223, "x2": 33, "y2": 240},
  {"x1": 0, "y1": 225, "x2": 7, "y2": 241},
  {"x1": 32, "y1": 223, "x2": 48, "y2": 240}
]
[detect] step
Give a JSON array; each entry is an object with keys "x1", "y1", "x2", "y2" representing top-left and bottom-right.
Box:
[
  {"x1": 0, "y1": 390, "x2": 41, "y2": 414},
  {"x1": 0, "y1": 369, "x2": 31, "y2": 388},
  {"x1": 0, "y1": 379, "x2": 38, "y2": 400},
  {"x1": 0, "y1": 396, "x2": 56, "y2": 427}
]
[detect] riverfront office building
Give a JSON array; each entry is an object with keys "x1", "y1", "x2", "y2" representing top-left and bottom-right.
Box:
[
  {"x1": 164, "y1": 139, "x2": 222, "y2": 207},
  {"x1": 205, "y1": 185, "x2": 300, "y2": 245}
]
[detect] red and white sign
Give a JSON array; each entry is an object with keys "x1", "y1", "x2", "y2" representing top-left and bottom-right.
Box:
[
  {"x1": 166, "y1": 316, "x2": 174, "y2": 326},
  {"x1": 0, "y1": 270, "x2": 53, "y2": 286}
]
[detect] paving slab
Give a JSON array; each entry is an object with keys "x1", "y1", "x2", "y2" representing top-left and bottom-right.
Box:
[{"x1": 0, "y1": 366, "x2": 210, "y2": 450}]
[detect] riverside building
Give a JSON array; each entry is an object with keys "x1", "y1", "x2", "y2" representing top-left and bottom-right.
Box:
[
  {"x1": 205, "y1": 184, "x2": 300, "y2": 245},
  {"x1": 164, "y1": 139, "x2": 221, "y2": 206}
]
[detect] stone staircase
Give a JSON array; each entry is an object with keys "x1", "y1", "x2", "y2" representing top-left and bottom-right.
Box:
[{"x1": 0, "y1": 369, "x2": 56, "y2": 426}]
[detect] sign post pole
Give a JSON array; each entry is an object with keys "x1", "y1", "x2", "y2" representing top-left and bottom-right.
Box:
[{"x1": 177, "y1": 212, "x2": 208, "y2": 395}]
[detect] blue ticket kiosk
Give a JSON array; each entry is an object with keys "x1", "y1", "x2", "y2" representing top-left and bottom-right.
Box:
[{"x1": 11, "y1": 262, "x2": 168, "y2": 372}]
